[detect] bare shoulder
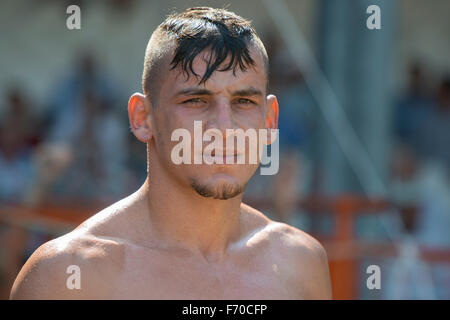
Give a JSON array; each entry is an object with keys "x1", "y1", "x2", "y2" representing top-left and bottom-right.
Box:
[
  {"x1": 10, "y1": 202, "x2": 130, "y2": 300},
  {"x1": 267, "y1": 220, "x2": 328, "y2": 262},
  {"x1": 241, "y1": 203, "x2": 327, "y2": 257},
  {"x1": 241, "y1": 203, "x2": 332, "y2": 299}
]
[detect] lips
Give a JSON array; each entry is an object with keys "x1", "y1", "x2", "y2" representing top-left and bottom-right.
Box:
[
  {"x1": 207, "y1": 153, "x2": 246, "y2": 164},
  {"x1": 210, "y1": 149, "x2": 238, "y2": 157}
]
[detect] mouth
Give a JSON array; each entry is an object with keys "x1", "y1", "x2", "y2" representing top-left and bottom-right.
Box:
[
  {"x1": 210, "y1": 149, "x2": 237, "y2": 157},
  {"x1": 203, "y1": 150, "x2": 245, "y2": 164}
]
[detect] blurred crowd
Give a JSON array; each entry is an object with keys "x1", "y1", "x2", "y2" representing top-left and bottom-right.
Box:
[
  {"x1": 387, "y1": 64, "x2": 450, "y2": 299},
  {"x1": 0, "y1": 52, "x2": 147, "y2": 206},
  {"x1": 390, "y1": 64, "x2": 450, "y2": 247}
]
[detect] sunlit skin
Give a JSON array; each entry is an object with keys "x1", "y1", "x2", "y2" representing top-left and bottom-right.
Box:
[
  {"x1": 10, "y1": 44, "x2": 332, "y2": 300},
  {"x1": 140, "y1": 47, "x2": 274, "y2": 202}
]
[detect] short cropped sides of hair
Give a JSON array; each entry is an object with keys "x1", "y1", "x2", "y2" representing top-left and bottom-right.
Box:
[{"x1": 142, "y1": 7, "x2": 270, "y2": 107}]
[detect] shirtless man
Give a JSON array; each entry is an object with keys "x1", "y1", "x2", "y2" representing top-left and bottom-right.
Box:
[{"x1": 10, "y1": 7, "x2": 332, "y2": 299}]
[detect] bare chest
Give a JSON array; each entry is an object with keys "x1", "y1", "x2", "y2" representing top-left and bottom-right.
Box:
[{"x1": 107, "y1": 246, "x2": 302, "y2": 299}]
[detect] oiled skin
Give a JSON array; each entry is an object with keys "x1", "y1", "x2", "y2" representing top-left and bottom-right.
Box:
[{"x1": 10, "y1": 194, "x2": 332, "y2": 299}]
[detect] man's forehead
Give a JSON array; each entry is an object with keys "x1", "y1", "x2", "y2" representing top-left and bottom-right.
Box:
[
  {"x1": 164, "y1": 48, "x2": 267, "y2": 93},
  {"x1": 172, "y1": 85, "x2": 264, "y2": 98}
]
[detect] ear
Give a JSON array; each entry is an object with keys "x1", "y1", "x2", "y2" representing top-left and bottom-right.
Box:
[
  {"x1": 128, "y1": 93, "x2": 153, "y2": 143},
  {"x1": 264, "y1": 94, "x2": 279, "y2": 145},
  {"x1": 266, "y1": 94, "x2": 279, "y2": 130}
]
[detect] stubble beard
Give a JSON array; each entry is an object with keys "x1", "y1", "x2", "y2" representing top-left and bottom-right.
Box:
[{"x1": 190, "y1": 178, "x2": 246, "y2": 200}]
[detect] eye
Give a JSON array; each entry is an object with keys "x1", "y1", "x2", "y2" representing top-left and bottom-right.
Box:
[
  {"x1": 235, "y1": 98, "x2": 256, "y2": 106},
  {"x1": 182, "y1": 97, "x2": 207, "y2": 107}
]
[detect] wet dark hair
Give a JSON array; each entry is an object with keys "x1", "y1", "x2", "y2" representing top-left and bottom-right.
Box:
[{"x1": 142, "y1": 7, "x2": 269, "y2": 106}]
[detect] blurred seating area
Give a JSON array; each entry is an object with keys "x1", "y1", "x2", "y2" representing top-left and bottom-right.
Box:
[{"x1": 0, "y1": 0, "x2": 449, "y2": 299}]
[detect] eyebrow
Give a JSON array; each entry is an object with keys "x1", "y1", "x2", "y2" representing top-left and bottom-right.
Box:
[
  {"x1": 173, "y1": 86, "x2": 263, "y2": 98},
  {"x1": 233, "y1": 87, "x2": 263, "y2": 97}
]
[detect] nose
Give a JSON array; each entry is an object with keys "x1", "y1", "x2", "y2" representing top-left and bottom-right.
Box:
[{"x1": 205, "y1": 97, "x2": 238, "y2": 139}]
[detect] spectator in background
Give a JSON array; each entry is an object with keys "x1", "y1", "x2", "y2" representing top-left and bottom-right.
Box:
[
  {"x1": 46, "y1": 51, "x2": 119, "y2": 143},
  {"x1": 388, "y1": 129, "x2": 450, "y2": 299},
  {"x1": 50, "y1": 89, "x2": 127, "y2": 201},
  {"x1": 34, "y1": 51, "x2": 128, "y2": 204},
  {"x1": 0, "y1": 89, "x2": 40, "y2": 203},
  {"x1": 391, "y1": 71, "x2": 450, "y2": 243},
  {"x1": 390, "y1": 147, "x2": 424, "y2": 233},
  {"x1": 417, "y1": 76, "x2": 450, "y2": 171},
  {"x1": 393, "y1": 63, "x2": 434, "y2": 156}
]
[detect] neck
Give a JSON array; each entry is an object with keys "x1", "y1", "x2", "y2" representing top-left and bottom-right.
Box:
[{"x1": 136, "y1": 161, "x2": 244, "y2": 262}]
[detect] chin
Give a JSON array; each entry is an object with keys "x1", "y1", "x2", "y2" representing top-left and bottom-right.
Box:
[{"x1": 189, "y1": 172, "x2": 247, "y2": 200}]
